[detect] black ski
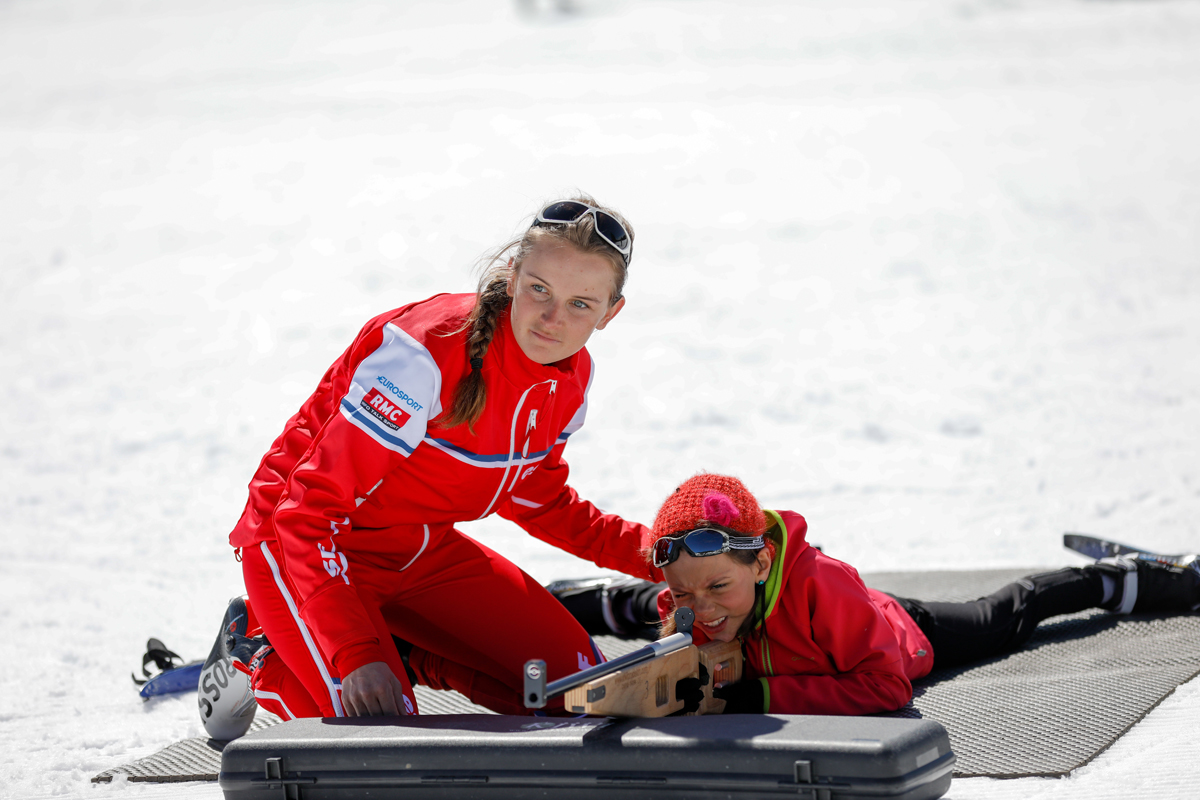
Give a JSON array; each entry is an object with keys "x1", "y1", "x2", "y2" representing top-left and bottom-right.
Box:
[{"x1": 1063, "y1": 532, "x2": 1193, "y2": 567}]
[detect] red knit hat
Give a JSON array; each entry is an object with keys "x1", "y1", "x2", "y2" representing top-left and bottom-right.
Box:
[{"x1": 650, "y1": 473, "x2": 768, "y2": 543}]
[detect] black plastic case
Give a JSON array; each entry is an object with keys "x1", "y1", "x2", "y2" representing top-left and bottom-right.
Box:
[{"x1": 219, "y1": 713, "x2": 954, "y2": 800}]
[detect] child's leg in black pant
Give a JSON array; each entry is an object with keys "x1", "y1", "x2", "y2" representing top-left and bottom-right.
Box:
[
  {"x1": 547, "y1": 577, "x2": 666, "y2": 638},
  {"x1": 891, "y1": 567, "x2": 1104, "y2": 669}
]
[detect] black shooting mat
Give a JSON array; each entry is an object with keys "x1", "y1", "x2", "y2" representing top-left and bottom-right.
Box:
[
  {"x1": 867, "y1": 568, "x2": 1200, "y2": 778},
  {"x1": 91, "y1": 712, "x2": 282, "y2": 784},
  {"x1": 93, "y1": 568, "x2": 1200, "y2": 783},
  {"x1": 89, "y1": 683, "x2": 501, "y2": 784},
  {"x1": 90, "y1": 683, "x2": 501, "y2": 784}
]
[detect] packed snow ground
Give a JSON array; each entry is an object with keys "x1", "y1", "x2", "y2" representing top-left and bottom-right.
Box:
[{"x1": 2, "y1": 0, "x2": 1199, "y2": 797}]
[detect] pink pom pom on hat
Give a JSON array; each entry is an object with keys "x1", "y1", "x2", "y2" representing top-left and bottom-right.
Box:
[{"x1": 701, "y1": 493, "x2": 741, "y2": 527}]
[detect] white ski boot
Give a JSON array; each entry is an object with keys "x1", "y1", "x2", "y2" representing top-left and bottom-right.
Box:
[
  {"x1": 1096, "y1": 556, "x2": 1200, "y2": 614},
  {"x1": 198, "y1": 596, "x2": 259, "y2": 740}
]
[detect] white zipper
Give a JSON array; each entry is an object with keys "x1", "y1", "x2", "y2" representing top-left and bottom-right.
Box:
[
  {"x1": 477, "y1": 381, "x2": 535, "y2": 520},
  {"x1": 510, "y1": 436, "x2": 533, "y2": 492},
  {"x1": 477, "y1": 380, "x2": 552, "y2": 519},
  {"x1": 507, "y1": 408, "x2": 539, "y2": 493}
]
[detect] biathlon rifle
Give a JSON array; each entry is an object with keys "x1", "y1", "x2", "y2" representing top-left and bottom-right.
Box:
[{"x1": 523, "y1": 607, "x2": 744, "y2": 717}]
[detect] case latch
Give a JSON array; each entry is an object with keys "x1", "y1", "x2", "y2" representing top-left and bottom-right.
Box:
[
  {"x1": 793, "y1": 760, "x2": 832, "y2": 800},
  {"x1": 252, "y1": 757, "x2": 316, "y2": 799}
]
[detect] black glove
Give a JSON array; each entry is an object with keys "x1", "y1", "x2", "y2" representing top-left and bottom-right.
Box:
[
  {"x1": 713, "y1": 679, "x2": 764, "y2": 714},
  {"x1": 675, "y1": 677, "x2": 704, "y2": 713}
]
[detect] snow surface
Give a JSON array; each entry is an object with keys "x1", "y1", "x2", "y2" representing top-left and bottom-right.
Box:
[{"x1": 2, "y1": 0, "x2": 1199, "y2": 797}]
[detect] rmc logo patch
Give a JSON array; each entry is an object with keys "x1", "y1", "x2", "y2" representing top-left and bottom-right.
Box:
[{"x1": 361, "y1": 387, "x2": 412, "y2": 431}]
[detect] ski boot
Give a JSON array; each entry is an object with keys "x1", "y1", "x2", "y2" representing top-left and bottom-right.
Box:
[
  {"x1": 1094, "y1": 555, "x2": 1200, "y2": 614},
  {"x1": 546, "y1": 577, "x2": 663, "y2": 639},
  {"x1": 198, "y1": 596, "x2": 261, "y2": 740},
  {"x1": 390, "y1": 635, "x2": 420, "y2": 685}
]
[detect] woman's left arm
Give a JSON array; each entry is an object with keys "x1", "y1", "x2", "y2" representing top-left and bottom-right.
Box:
[
  {"x1": 495, "y1": 357, "x2": 660, "y2": 580},
  {"x1": 496, "y1": 441, "x2": 659, "y2": 581}
]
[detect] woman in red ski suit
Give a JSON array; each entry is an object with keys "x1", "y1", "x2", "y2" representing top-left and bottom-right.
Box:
[{"x1": 227, "y1": 196, "x2": 659, "y2": 722}]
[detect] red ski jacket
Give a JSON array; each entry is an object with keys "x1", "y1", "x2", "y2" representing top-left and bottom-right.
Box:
[
  {"x1": 658, "y1": 510, "x2": 933, "y2": 715},
  {"x1": 230, "y1": 293, "x2": 657, "y2": 675}
]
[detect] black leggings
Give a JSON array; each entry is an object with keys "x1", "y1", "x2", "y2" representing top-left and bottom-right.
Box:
[
  {"x1": 576, "y1": 567, "x2": 1105, "y2": 671},
  {"x1": 890, "y1": 567, "x2": 1104, "y2": 668}
]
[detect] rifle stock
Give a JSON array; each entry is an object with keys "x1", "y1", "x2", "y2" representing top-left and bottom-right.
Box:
[
  {"x1": 522, "y1": 608, "x2": 744, "y2": 718},
  {"x1": 564, "y1": 639, "x2": 743, "y2": 717}
]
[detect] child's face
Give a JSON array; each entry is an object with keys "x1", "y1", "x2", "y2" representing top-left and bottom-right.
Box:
[
  {"x1": 506, "y1": 242, "x2": 624, "y2": 365},
  {"x1": 662, "y1": 550, "x2": 772, "y2": 642}
]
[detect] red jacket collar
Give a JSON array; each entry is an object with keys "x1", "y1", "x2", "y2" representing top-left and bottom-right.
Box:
[{"x1": 489, "y1": 306, "x2": 586, "y2": 388}]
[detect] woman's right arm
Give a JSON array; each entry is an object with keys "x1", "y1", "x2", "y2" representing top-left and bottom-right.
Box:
[{"x1": 341, "y1": 662, "x2": 411, "y2": 716}]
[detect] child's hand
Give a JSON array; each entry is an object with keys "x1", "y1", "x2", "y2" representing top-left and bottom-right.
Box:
[
  {"x1": 674, "y1": 676, "x2": 704, "y2": 713},
  {"x1": 713, "y1": 679, "x2": 764, "y2": 714}
]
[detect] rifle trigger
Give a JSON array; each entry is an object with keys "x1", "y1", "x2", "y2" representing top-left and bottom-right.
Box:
[{"x1": 697, "y1": 662, "x2": 710, "y2": 687}]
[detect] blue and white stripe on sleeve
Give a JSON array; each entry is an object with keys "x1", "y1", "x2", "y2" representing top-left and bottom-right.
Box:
[{"x1": 338, "y1": 323, "x2": 442, "y2": 455}]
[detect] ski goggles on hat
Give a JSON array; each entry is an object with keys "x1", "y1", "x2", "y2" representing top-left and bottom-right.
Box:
[
  {"x1": 651, "y1": 528, "x2": 767, "y2": 568},
  {"x1": 533, "y1": 201, "x2": 632, "y2": 265}
]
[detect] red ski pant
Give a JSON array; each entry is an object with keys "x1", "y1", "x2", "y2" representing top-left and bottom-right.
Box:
[{"x1": 240, "y1": 528, "x2": 603, "y2": 719}]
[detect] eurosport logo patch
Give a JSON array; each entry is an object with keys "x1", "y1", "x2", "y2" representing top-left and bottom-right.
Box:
[{"x1": 361, "y1": 387, "x2": 413, "y2": 431}]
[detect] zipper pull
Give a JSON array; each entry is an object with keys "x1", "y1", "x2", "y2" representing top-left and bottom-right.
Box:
[
  {"x1": 549, "y1": 380, "x2": 557, "y2": 394},
  {"x1": 526, "y1": 409, "x2": 538, "y2": 435}
]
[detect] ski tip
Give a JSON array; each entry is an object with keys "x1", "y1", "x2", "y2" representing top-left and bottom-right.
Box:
[{"x1": 137, "y1": 661, "x2": 204, "y2": 699}]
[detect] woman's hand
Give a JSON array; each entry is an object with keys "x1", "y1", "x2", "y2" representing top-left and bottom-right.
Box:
[{"x1": 341, "y1": 662, "x2": 410, "y2": 716}]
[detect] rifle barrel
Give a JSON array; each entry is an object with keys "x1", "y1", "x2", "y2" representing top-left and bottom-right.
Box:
[{"x1": 523, "y1": 607, "x2": 697, "y2": 709}]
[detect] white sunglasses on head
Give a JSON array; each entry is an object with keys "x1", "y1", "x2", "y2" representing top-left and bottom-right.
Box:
[{"x1": 533, "y1": 201, "x2": 632, "y2": 266}]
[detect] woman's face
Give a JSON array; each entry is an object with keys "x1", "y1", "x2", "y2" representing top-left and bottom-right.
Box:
[
  {"x1": 661, "y1": 549, "x2": 772, "y2": 642},
  {"x1": 506, "y1": 242, "x2": 625, "y2": 365}
]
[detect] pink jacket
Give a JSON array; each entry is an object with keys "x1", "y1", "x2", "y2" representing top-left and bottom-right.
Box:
[{"x1": 658, "y1": 510, "x2": 932, "y2": 715}]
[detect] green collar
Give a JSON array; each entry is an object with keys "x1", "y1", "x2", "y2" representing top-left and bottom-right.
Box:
[{"x1": 756, "y1": 509, "x2": 788, "y2": 628}]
